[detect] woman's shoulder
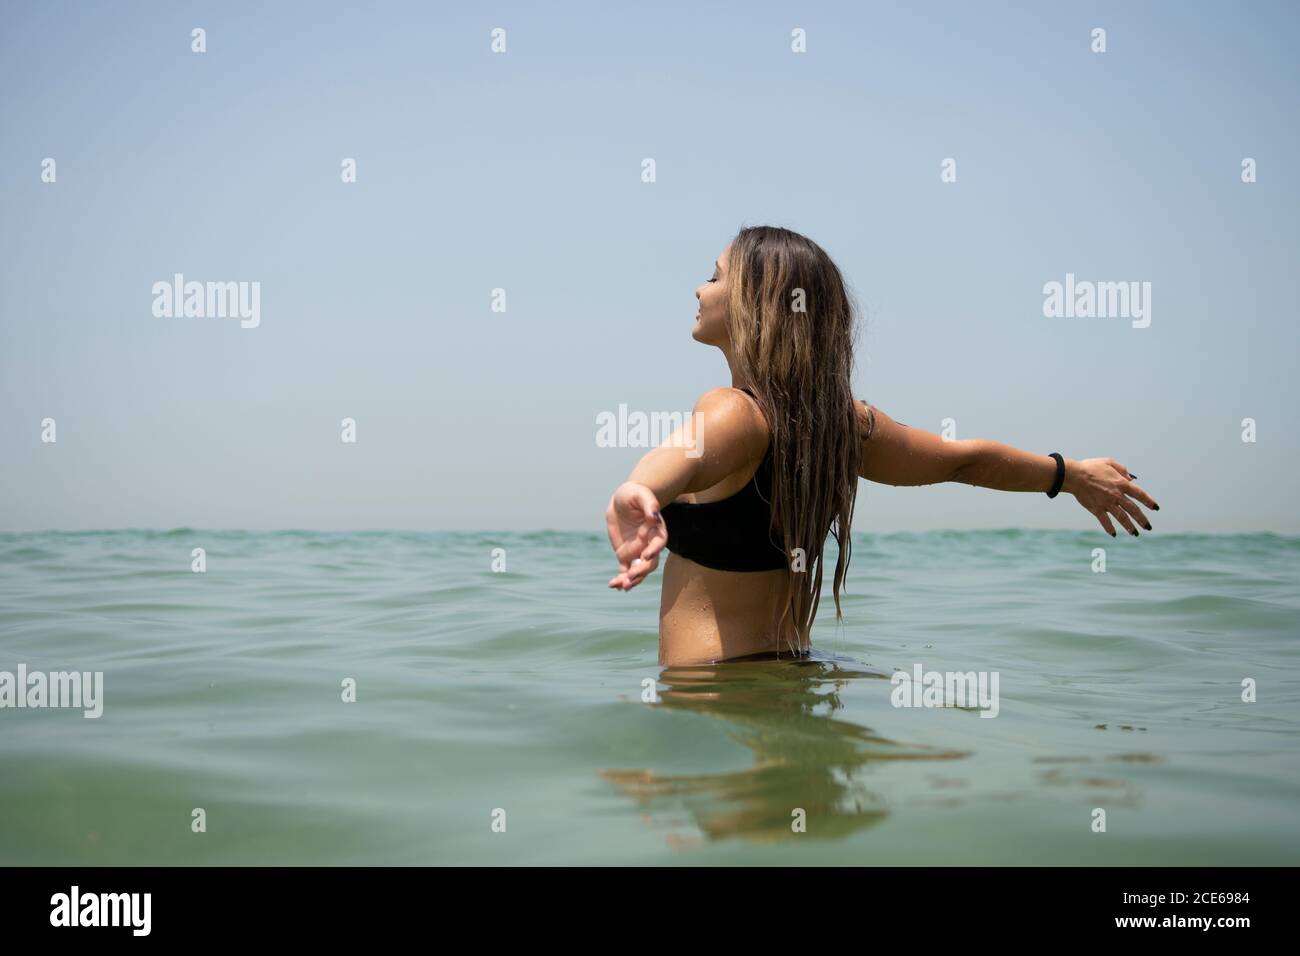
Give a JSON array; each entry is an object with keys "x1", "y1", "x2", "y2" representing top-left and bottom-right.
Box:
[
  {"x1": 691, "y1": 386, "x2": 768, "y2": 428},
  {"x1": 856, "y1": 399, "x2": 878, "y2": 441},
  {"x1": 689, "y1": 387, "x2": 771, "y2": 458}
]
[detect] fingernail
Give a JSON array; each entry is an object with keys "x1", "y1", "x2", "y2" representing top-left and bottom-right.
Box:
[
  {"x1": 1132, "y1": 530, "x2": 1139, "y2": 537},
  {"x1": 1110, "y1": 531, "x2": 1116, "y2": 537},
  {"x1": 1153, "y1": 503, "x2": 1160, "y2": 511},
  {"x1": 1129, "y1": 473, "x2": 1137, "y2": 479},
  {"x1": 1144, "y1": 523, "x2": 1152, "y2": 531}
]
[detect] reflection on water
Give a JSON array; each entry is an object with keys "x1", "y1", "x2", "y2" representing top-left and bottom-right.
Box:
[
  {"x1": 1032, "y1": 752, "x2": 1159, "y2": 810},
  {"x1": 600, "y1": 651, "x2": 970, "y2": 846}
]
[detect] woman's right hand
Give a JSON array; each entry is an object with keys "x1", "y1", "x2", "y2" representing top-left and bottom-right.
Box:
[
  {"x1": 605, "y1": 481, "x2": 668, "y2": 591},
  {"x1": 1064, "y1": 457, "x2": 1159, "y2": 536}
]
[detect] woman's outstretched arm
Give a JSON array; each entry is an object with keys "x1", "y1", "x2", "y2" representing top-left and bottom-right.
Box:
[
  {"x1": 856, "y1": 401, "x2": 1160, "y2": 537},
  {"x1": 605, "y1": 388, "x2": 767, "y2": 591}
]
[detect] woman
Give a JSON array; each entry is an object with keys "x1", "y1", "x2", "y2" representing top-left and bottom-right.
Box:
[{"x1": 606, "y1": 226, "x2": 1159, "y2": 667}]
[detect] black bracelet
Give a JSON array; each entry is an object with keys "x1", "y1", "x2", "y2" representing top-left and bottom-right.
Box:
[{"x1": 1046, "y1": 452, "x2": 1065, "y2": 498}]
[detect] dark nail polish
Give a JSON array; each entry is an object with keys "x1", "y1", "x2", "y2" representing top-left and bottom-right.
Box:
[
  {"x1": 1110, "y1": 531, "x2": 1116, "y2": 537},
  {"x1": 1153, "y1": 504, "x2": 1160, "y2": 511},
  {"x1": 1132, "y1": 530, "x2": 1139, "y2": 536},
  {"x1": 1144, "y1": 524, "x2": 1152, "y2": 531}
]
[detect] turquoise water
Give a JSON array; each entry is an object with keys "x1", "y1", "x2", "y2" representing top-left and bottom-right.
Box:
[{"x1": 1, "y1": 529, "x2": 1297, "y2": 865}]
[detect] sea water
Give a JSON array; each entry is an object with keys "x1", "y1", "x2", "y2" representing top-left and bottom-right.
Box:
[{"x1": 1, "y1": 529, "x2": 1297, "y2": 865}]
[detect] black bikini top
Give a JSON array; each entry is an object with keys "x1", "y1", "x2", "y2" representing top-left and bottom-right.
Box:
[{"x1": 660, "y1": 389, "x2": 787, "y2": 573}]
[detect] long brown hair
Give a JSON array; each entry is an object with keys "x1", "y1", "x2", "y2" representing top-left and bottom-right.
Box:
[{"x1": 725, "y1": 225, "x2": 861, "y2": 653}]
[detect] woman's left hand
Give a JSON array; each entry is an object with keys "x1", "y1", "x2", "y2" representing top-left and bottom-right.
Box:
[{"x1": 605, "y1": 481, "x2": 667, "y2": 590}]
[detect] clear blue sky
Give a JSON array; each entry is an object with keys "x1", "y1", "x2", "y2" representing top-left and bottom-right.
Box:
[{"x1": 2, "y1": 0, "x2": 1296, "y2": 532}]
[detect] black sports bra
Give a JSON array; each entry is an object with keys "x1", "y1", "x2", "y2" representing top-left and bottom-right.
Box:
[{"x1": 660, "y1": 389, "x2": 787, "y2": 572}]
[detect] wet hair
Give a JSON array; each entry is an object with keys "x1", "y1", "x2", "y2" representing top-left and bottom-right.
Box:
[{"x1": 724, "y1": 224, "x2": 862, "y2": 652}]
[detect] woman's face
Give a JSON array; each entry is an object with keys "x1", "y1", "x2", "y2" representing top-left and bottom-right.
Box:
[{"x1": 692, "y1": 244, "x2": 731, "y2": 346}]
